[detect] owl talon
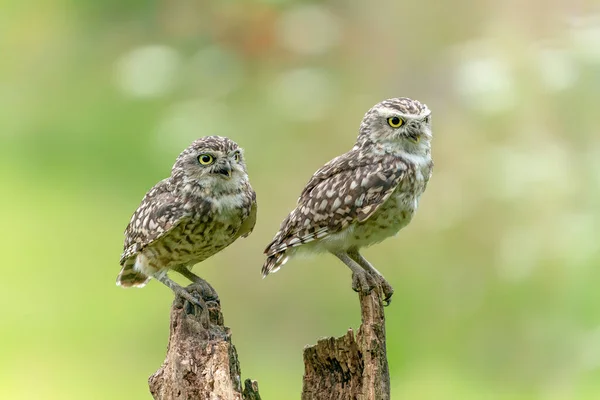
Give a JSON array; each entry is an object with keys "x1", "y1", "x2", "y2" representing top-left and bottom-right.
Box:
[
  {"x1": 153, "y1": 273, "x2": 207, "y2": 310},
  {"x1": 378, "y1": 279, "x2": 394, "y2": 306},
  {"x1": 183, "y1": 297, "x2": 211, "y2": 329},
  {"x1": 184, "y1": 298, "x2": 204, "y2": 315},
  {"x1": 351, "y1": 269, "x2": 378, "y2": 295},
  {"x1": 200, "y1": 283, "x2": 219, "y2": 303},
  {"x1": 186, "y1": 280, "x2": 219, "y2": 303},
  {"x1": 173, "y1": 267, "x2": 220, "y2": 302},
  {"x1": 179, "y1": 289, "x2": 206, "y2": 310}
]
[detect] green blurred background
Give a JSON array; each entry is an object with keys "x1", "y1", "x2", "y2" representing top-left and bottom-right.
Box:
[{"x1": 2, "y1": 0, "x2": 600, "y2": 398}]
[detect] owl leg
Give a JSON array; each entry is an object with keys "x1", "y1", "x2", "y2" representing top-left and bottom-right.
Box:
[
  {"x1": 172, "y1": 266, "x2": 219, "y2": 301},
  {"x1": 332, "y1": 251, "x2": 378, "y2": 295},
  {"x1": 153, "y1": 271, "x2": 206, "y2": 310},
  {"x1": 347, "y1": 250, "x2": 394, "y2": 305}
]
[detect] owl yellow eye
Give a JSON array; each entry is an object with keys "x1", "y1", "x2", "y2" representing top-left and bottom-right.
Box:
[
  {"x1": 387, "y1": 117, "x2": 404, "y2": 128},
  {"x1": 198, "y1": 154, "x2": 214, "y2": 165},
  {"x1": 233, "y1": 152, "x2": 241, "y2": 162}
]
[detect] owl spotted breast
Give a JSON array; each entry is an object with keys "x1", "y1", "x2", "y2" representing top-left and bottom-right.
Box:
[
  {"x1": 117, "y1": 136, "x2": 257, "y2": 307},
  {"x1": 263, "y1": 98, "x2": 433, "y2": 304}
]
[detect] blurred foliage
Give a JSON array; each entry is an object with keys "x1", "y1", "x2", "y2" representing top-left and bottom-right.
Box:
[{"x1": 1, "y1": 0, "x2": 600, "y2": 399}]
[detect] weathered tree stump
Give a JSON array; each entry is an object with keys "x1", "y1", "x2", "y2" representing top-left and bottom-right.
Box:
[
  {"x1": 301, "y1": 288, "x2": 390, "y2": 400},
  {"x1": 149, "y1": 283, "x2": 260, "y2": 400},
  {"x1": 149, "y1": 282, "x2": 389, "y2": 399}
]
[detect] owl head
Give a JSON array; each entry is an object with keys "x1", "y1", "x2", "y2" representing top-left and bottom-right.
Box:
[
  {"x1": 171, "y1": 136, "x2": 248, "y2": 190},
  {"x1": 355, "y1": 97, "x2": 432, "y2": 155}
]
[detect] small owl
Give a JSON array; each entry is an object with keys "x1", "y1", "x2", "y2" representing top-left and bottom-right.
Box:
[
  {"x1": 262, "y1": 98, "x2": 433, "y2": 304},
  {"x1": 117, "y1": 136, "x2": 257, "y2": 307}
]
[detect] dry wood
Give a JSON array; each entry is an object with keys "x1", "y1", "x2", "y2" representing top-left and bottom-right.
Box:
[
  {"x1": 301, "y1": 288, "x2": 390, "y2": 400},
  {"x1": 149, "y1": 283, "x2": 390, "y2": 400},
  {"x1": 149, "y1": 283, "x2": 260, "y2": 400}
]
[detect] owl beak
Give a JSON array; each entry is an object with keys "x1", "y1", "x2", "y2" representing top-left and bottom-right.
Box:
[
  {"x1": 215, "y1": 162, "x2": 232, "y2": 179},
  {"x1": 407, "y1": 133, "x2": 421, "y2": 143},
  {"x1": 406, "y1": 122, "x2": 423, "y2": 143}
]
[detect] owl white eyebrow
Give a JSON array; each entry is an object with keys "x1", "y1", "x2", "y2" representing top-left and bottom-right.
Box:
[{"x1": 381, "y1": 110, "x2": 430, "y2": 119}]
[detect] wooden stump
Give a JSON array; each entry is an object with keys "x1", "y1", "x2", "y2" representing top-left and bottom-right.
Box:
[
  {"x1": 148, "y1": 283, "x2": 260, "y2": 400},
  {"x1": 148, "y1": 283, "x2": 390, "y2": 399},
  {"x1": 301, "y1": 289, "x2": 390, "y2": 400}
]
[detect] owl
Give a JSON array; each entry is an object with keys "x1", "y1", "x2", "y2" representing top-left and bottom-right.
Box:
[
  {"x1": 117, "y1": 136, "x2": 257, "y2": 307},
  {"x1": 262, "y1": 98, "x2": 433, "y2": 304}
]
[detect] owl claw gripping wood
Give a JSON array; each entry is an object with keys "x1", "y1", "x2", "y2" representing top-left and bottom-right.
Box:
[
  {"x1": 117, "y1": 136, "x2": 257, "y2": 308},
  {"x1": 263, "y1": 98, "x2": 433, "y2": 306}
]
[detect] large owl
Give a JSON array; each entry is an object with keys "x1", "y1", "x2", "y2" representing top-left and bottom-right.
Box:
[{"x1": 263, "y1": 98, "x2": 433, "y2": 304}]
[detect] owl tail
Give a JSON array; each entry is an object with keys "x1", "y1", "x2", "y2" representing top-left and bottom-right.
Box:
[
  {"x1": 116, "y1": 263, "x2": 150, "y2": 288},
  {"x1": 261, "y1": 252, "x2": 289, "y2": 278}
]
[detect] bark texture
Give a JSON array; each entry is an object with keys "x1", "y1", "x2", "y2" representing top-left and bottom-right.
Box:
[
  {"x1": 149, "y1": 283, "x2": 260, "y2": 400},
  {"x1": 302, "y1": 288, "x2": 390, "y2": 400}
]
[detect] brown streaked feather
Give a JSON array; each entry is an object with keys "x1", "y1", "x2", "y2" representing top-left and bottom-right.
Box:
[
  {"x1": 116, "y1": 261, "x2": 151, "y2": 287},
  {"x1": 264, "y1": 151, "x2": 407, "y2": 257},
  {"x1": 298, "y1": 149, "x2": 374, "y2": 201},
  {"x1": 238, "y1": 192, "x2": 257, "y2": 239},
  {"x1": 119, "y1": 179, "x2": 194, "y2": 266}
]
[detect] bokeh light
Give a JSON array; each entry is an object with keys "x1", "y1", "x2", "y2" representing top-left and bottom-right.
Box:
[{"x1": 2, "y1": 1, "x2": 600, "y2": 399}]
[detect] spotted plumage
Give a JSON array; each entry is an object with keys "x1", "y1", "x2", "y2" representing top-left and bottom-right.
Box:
[
  {"x1": 263, "y1": 98, "x2": 433, "y2": 304},
  {"x1": 117, "y1": 136, "x2": 257, "y2": 306}
]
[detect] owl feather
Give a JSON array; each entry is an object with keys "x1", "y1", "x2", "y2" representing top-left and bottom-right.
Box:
[
  {"x1": 261, "y1": 96, "x2": 433, "y2": 305},
  {"x1": 263, "y1": 150, "x2": 407, "y2": 276},
  {"x1": 117, "y1": 136, "x2": 257, "y2": 291}
]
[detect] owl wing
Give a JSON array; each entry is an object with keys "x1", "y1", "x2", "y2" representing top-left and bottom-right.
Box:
[
  {"x1": 238, "y1": 188, "x2": 257, "y2": 239},
  {"x1": 119, "y1": 179, "x2": 193, "y2": 265},
  {"x1": 265, "y1": 150, "x2": 407, "y2": 256}
]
